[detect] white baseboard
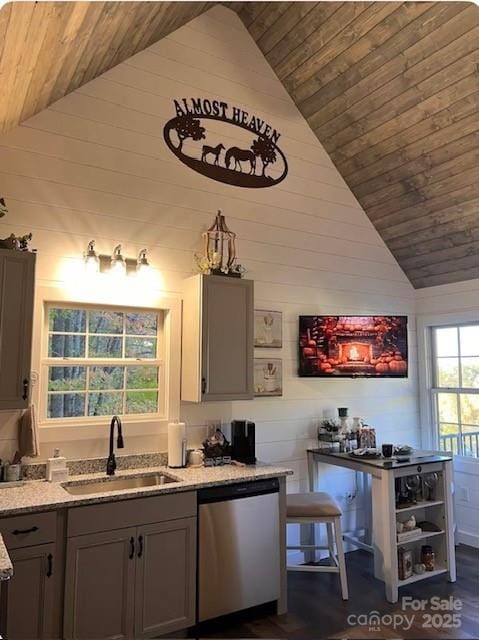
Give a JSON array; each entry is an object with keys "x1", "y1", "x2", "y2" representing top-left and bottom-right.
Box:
[{"x1": 457, "y1": 529, "x2": 479, "y2": 549}]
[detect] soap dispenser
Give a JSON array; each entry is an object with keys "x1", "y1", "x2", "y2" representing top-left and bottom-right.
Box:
[{"x1": 46, "y1": 448, "x2": 68, "y2": 482}]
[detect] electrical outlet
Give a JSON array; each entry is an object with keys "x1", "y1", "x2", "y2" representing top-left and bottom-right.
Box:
[
  {"x1": 344, "y1": 491, "x2": 356, "y2": 503},
  {"x1": 458, "y1": 486, "x2": 469, "y2": 502}
]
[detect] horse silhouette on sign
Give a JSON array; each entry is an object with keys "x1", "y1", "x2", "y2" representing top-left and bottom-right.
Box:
[
  {"x1": 201, "y1": 143, "x2": 224, "y2": 166},
  {"x1": 225, "y1": 146, "x2": 256, "y2": 175}
]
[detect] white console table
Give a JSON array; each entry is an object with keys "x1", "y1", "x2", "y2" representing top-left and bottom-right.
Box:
[{"x1": 307, "y1": 449, "x2": 456, "y2": 603}]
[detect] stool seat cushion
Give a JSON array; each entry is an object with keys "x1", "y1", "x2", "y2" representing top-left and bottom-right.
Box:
[{"x1": 287, "y1": 491, "x2": 342, "y2": 518}]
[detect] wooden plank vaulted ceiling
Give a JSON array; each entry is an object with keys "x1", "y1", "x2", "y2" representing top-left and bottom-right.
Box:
[
  {"x1": 231, "y1": 1, "x2": 479, "y2": 289},
  {"x1": 0, "y1": 1, "x2": 479, "y2": 289},
  {"x1": 0, "y1": 1, "x2": 213, "y2": 132}
]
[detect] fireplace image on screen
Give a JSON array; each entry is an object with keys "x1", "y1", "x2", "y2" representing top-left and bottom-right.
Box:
[{"x1": 299, "y1": 316, "x2": 408, "y2": 378}]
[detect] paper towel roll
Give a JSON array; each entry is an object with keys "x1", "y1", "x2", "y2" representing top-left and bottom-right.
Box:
[{"x1": 168, "y1": 422, "x2": 186, "y2": 468}]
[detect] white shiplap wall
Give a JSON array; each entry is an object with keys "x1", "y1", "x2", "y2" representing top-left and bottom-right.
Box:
[
  {"x1": 0, "y1": 7, "x2": 419, "y2": 517},
  {"x1": 417, "y1": 279, "x2": 479, "y2": 548}
]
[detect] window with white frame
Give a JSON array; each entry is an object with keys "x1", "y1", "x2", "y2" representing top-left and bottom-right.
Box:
[
  {"x1": 43, "y1": 304, "x2": 164, "y2": 421},
  {"x1": 432, "y1": 324, "x2": 479, "y2": 458}
]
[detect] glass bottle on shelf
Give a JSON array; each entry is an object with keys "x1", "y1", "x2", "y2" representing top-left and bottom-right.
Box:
[{"x1": 421, "y1": 545, "x2": 436, "y2": 571}]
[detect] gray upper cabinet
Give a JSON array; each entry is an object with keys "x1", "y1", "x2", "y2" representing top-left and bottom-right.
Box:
[
  {"x1": 0, "y1": 248, "x2": 36, "y2": 410},
  {"x1": 182, "y1": 275, "x2": 254, "y2": 402}
]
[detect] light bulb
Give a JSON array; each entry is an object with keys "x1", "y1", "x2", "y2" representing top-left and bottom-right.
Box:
[
  {"x1": 84, "y1": 240, "x2": 99, "y2": 274},
  {"x1": 111, "y1": 244, "x2": 126, "y2": 277},
  {"x1": 136, "y1": 248, "x2": 150, "y2": 277}
]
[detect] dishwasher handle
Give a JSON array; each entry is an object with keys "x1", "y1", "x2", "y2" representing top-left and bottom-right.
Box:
[{"x1": 198, "y1": 478, "x2": 279, "y2": 504}]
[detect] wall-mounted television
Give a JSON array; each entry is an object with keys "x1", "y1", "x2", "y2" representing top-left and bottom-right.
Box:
[{"x1": 299, "y1": 316, "x2": 408, "y2": 378}]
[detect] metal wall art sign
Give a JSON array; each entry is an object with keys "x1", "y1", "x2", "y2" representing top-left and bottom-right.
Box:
[{"x1": 163, "y1": 98, "x2": 288, "y2": 188}]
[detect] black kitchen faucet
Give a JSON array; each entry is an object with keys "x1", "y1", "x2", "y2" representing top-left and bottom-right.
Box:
[{"x1": 106, "y1": 415, "x2": 124, "y2": 475}]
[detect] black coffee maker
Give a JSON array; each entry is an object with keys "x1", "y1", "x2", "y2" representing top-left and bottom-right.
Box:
[{"x1": 231, "y1": 420, "x2": 256, "y2": 465}]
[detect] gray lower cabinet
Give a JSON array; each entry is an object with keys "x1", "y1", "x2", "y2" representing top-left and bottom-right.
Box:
[
  {"x1": 0, "y1": 511, "x2": 59, "y2": 640},
  {"x1": 134, "y1": 518, "x2": 196, "y2": 638},
  {"x1": 64, "y1": 514, "x2": 197, "y2": 639},
  {"x1": 2, "y1": 495, "x2": 197, "y2": 640},
  {"x1": 64, "y1": 528, "x2": 136, "y2": 640},
  {"x1": 4, "y1": 543, "x2": 56, "y2": 640}
]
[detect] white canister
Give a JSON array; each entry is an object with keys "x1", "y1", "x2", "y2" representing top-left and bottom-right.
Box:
[
  {"x1": 5, "y1": 464, "x2": 21, "y2": 482},
  {"x1": 168, "y1": 422, "x2": 187, "y2": 468},
  {"x1": 188, "y1": 449, "x2": 204, "y2": 467}
]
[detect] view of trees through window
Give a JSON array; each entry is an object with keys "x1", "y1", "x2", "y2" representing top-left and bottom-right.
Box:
[
  {"x1": 433, "y1": 325, "x2": 479, "y2": 457},
  {"x1": 46, "y1": 307, "x2": 161, "y2": 419}
]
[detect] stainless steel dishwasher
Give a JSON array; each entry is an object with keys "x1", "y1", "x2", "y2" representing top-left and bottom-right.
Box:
[{"x1": 198, "y1": 478, "x2": 280, "y2": 622}]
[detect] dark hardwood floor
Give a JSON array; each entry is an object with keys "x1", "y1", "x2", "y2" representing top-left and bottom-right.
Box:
[{"x1": 188, "y1": 545, "x2": 479, "y2": 640}]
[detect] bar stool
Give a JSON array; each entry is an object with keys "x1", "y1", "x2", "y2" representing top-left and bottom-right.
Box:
[{"x1": 286, "y1": 491, "x2": 349, "y2": 600}]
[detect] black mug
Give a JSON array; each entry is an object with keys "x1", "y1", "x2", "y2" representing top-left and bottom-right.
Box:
[{"x1": 382, "y1": 443, "x2": 393, "y2": 458}]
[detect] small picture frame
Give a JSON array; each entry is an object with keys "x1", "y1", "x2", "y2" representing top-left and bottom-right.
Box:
[
  {"x1": 254, "y1": 310, "x2": 282, "y2": 348},
  {"x1": 254, "y1": 358, "x2": 282, "y2": 397}
]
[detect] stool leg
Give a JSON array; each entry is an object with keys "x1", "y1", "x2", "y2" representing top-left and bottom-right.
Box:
[
  {"x1": 333, "y1": 516, "x2": 349, "y2": 600},
  {"x1": 326, "y1": 522, "x2": 335, "y2": 566}
]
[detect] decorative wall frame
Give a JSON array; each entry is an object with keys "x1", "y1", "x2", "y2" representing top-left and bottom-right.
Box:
[
  {"x1": 254, "y1": 358, "x2": 282, "y2": 397},
  {"x1": 254, "y1": 310, "x2": 282, "y2": 348}
]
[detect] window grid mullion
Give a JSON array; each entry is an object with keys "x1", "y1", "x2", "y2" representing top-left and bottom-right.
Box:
[
  {"x1": 456, "y1": 393, "x2": 463, "y2": 456},
  {"x1": 123, "y1": 365, "x2": 127, "y2": 416},
  {"x1": 85, "y1": 365, "x2": 91, "y2": 418},
  {"x1": 123, "y1": 313, "x2": 126, "y2": 359},
  {"x1": 457, "y1": 326, "x2": 463, "y2": 389},
  {"x1": 86, "y1": 310, "x2": 90, "y2": 358},
  {"x1": 457, "y1": 327, "x2": 464, "y2": 456},
  {"x1": 85, "y1": 310, "x2": 90, "y2": 417}
]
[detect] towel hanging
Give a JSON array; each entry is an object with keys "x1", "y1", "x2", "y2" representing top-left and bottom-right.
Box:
[{"x1": 18, "y1": 404, "x2": 39, "y2": 458}]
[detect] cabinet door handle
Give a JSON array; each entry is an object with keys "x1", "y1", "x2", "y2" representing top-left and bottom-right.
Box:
[
  {"x1": 46, "y1": 554, "x2": 53, "y2": 578},
  {"x1": 22, "y1": 378, "x2": 29, "y2": 401},
  {"x1": 129, "y1": 536, "x2": 135, "y2": 560},
  {"x1": 12, "y1": 526, "x2": 38, "y2": 535},
  {"x1": 201, "y1": 377, "x2": 207, "y2": 395},
  {"x1": 137, "y1": 535, "x2": 143, "y2": 558}
]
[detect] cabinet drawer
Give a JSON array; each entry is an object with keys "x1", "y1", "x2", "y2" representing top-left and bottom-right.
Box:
[
  {"x1": 0, "y1": 511, "x2": 57, "y2": 549},
  {"x1": 67, "y1": 491, "x2": 197, "y2": 537},
  {"x1": 394, "y1": 461, "x2": 445, "y2": 479}
]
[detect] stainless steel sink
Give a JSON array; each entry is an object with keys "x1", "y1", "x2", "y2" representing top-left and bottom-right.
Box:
[{"x1": 62, "y1": 472, "x2": 180, "y2": 495}]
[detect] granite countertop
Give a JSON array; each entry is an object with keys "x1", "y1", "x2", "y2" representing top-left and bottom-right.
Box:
[
  {"x1": 0, "y1": 462, "x2": 293, "y2": 517},
  {"x1": 0, "y1": 533, "x2": 13, "y2": 580}
]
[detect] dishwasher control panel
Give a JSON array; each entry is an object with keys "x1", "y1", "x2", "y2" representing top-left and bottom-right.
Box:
[{"x1": 197, "y1": 477, "x2": 279, "y2": 503}]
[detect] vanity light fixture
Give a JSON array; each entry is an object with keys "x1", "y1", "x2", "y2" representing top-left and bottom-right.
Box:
[
  {"x1": 83, "y1": 242, "x2": 152, "y2": 278},
  {"x1": 111, "y1": 244, "x2": 126, "y2": 276},
  {"x1": 84, "y1": 240, "x2": 100, "y2": 274},
  {"x1": 136, "y1": 248, "x2": 150, "y2": 276}
]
